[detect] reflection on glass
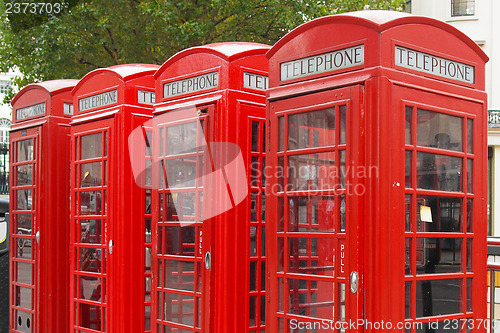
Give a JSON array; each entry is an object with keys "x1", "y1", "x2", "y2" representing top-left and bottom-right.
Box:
[
  {"x1": 16, "y1": 214, "x2": 31, "y2": 234},
  {"x1": 15, "y1": 237, "x2": 32, "y2": 259},
  {"x1": 163, "y1": 294, "x2": 195, "y2": 326},
  {"x1": 16, "y1": 165, "x2": 33, "y2": 186},
  {"x1": 164, "y1": 192, "x2": 196, "y2": 222},
  {"x1": 17, "y1": 189, "x2": 32, "y2": 210},
  {"x1": 166, "y1": 122, "x2": 198, "y2": 155},
  {"x1": 252, "y1": 121, "x2": 259, "y2": 152},
  {"x1": 467, "y1": 199, "x2": 473, "y2": 233},
  {"x1": 288, "y1": 278, "x2": 334, "y2": 320},
  {"x1": 338, "y1": 283, "x2": 346, "y2": 321},
  {"x1": 467, "y1": 119, "x2": 473, "y2": 154},
  {"x1": 416, "y1": 152, "x2": 462, "y2": 192},
  {"x1": 405, "y1": 282, "x2": 411, "y2": 319},
  {"x1": 279, "y1": 116, "x2": 285, "y2": 151},
  {"x1": 278, "y1": 197, "x2": 284, "y2": 232},
  {"x1": 80, "y1": 162, "x2": 102, "y2": 187},
  {"x1": 80, "y1": 219, "x2": 101, "y2": 244},
  {"x1": 79, "y1": 248, "x2": 102, "y2": 273},
  {"x1": 417, "y1": 109, "x2": 462, "y2": 151},
  {"x1": 339, "y1": 196, "x2": 346, "y2": 232},
  {"x1": 288, "y1": 108, "x2": 335, "y2": 150},
  {"x1": 145, "y1": 130, "x2": 152, "y2": 157},
  {"x1": 79, "y1": 304, "x2": 101, "y2": 330},
  {"x1": 164, "y1": 226, "x2": 195, "y2": 256},
  {"x1": 405, "y1": 106, "x2": 412, "y2": 145},
  {"x1": 17, "y1": 262, "x2": 32, "y2": 285},
  {"x1": 339, "y1": 105, "x2": 346, "y2": 145},
  {"x1": 165, "y1": 158, "x2": 197, "y2": 188},
  {"x1": 467, "y1": 278, "x2": 472, "y2": 312},
  {"x1": 80, "y1": 276, "x2": 102, "y2": 301},
  {"x1": 251, "y1": 157, "x2": 259, "y2": 188},
  {"x1": 416, "y1": 238, "x2": 461, "y2": 274},
  {"x1": 467, "y1": 159, "x2": 473, "y2": 193},
  {"x1": 340, "y1": 150, "x2": 346, "y2": 188},
  {"x1": 405, "y1": 195, "x2": 411, "y2": 232},
  {"x1": 16, "y1": 287, "x2": 31, "y2": 309},
  {"x1": 288, "y1": 237, "x2": 334, "y2": 276},
  {"x1": 416, "y1": 196, "x2": 461, "y2": 232},
  {"x1": 416, "y1": 279, "x2": 461, "y2": 317},
  {"x1": 81, "y1": 133, "x2": 103, "y2": 160},
  {"x1": 467, "y1": 239, "x2": 472, "y2": 272},
  {"x1": 164, "y1": 260, "x2": 195, "y2": 292},
  {"x1": 405, "y1": 151, "x2": 412, "y2": 188},
  {"x1": 405, "y1": 238, "x2": 411, "y2": 275},
  {"x1": 288, "y1": 152, "x2": 336, "y2": 191},
  {"x1": 80, "y1": 191, "x2": 102, "y2": 215},
  {"x1": 288, "y1": 196, "x2": 335, "y2": 233},
  {"x1": 17, "y1": 139, "x2": 34, "y2": 162}
]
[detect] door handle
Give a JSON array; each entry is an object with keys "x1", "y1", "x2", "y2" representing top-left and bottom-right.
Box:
[
  {"x1": 108, "y1": 240, "x2": 114, "y2": 254},
  {"x1": 350, "y1": 271, "x2": 359, "y2": 294},
  {"x1": 36, "y1": 231, "x2": 40, "y2": 244},
  {"x1": 204, "y1": 252, "x2": 211, "y2": 269}
]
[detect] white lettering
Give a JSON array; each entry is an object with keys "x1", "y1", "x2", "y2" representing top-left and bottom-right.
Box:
[
  {"x1": 395, "y1": 45, "x2": 475, "y2": 84},
  {"x1": 163, "y1": 72, "x2": 219, "y2": 98},
  {"x1": 138, "y1": 90, "x2": 155, "y2": 105},
  {"x1": 280, "y1": 44, "x2": 365, "y2": 81},
  {"x1": 16, "y1": 102, "x2": 46, "y2": 120},
  {"x1": 243, "y1": 72, "x2": 269, "y2": 91},
  {"x1": 79, "y1": 89, "x2": 118, "y2": 112}
]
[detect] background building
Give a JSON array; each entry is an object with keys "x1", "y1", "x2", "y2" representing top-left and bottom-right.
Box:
[
  {"x1": 0, "y1": 69, "x2": 16, "y2": 196},
  {"x1": 408, "y1": 0, "x2": 500, "y2": 235}
]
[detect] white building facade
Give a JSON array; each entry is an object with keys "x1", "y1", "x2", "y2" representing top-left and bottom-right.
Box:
[
  {"x1": 0, "y1": 69, "x2": 16, "y2": 195},
  {"x1": 409, "y1": 0, "x2": 500, "y2": 235}
]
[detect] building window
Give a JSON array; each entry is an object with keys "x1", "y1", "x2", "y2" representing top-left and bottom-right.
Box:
[
  {"x1": 0, "y1": 80, "x2": 11, "y2": 94},
  {"x1": 404, "y1": 0, "x2": 411, "y2": 13},
  {"x1": 0, "y1": 118, "x2": 10, "y2": 194},
  {"x1": 452, "y1": 0, "x2": 475, "y2": 17}
]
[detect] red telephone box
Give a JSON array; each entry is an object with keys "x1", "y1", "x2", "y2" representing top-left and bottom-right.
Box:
[
  {"x1": 9, "y1": 79, "x2": 78, "y2": 333},
  {"x1": 152, "y1": 42, "x2": 269, "y2": 333},
  {"x1": 266, "y1": 11, "x2": 488, "y2": 332},
  {"x1": 69, "y1": 64, "x2": 158, "y2": 333}
]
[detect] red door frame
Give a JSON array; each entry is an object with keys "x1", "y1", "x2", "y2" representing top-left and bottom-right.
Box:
[
  {"x1": 70, "y1": 118, "x2": 113, "y2": 333},
  {"x1": 10, "y1": 128, "x2": 39, "y2": 333},
  {"x1": 266, "y1": 85, "x2": 364, "y2": 332}
]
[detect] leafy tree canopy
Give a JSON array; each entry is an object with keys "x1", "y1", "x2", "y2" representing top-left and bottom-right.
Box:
[{"x1": 0, "y1": 0, "x2": 406, "y2": 102}]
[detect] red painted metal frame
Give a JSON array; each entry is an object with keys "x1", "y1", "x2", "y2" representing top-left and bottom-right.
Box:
[
  {"x1": 266, "y1": 10, "x2": 488, "y2": 333},
  {"x1": 9, "y1": 79, "x2": 78, "y2": 333},
  {"x1": 69, "y1": 64, "x2": 158, "y2": 333},
  {"x1": 152, "y1": 42, "x2": 269, "y2": 333}
]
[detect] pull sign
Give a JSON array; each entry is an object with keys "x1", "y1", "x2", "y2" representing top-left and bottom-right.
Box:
[
  {"x1": 350, "y1": 271, "x2": 359, "y2": 294},
  {"x1": 35, "y1": 231, "x2": 40, "y2": 244},
  {"x1": 204, "y1": 252, "x2": 211, "y2": 269}
]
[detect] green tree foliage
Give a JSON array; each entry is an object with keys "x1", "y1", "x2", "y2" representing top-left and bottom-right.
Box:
[{"x1": 0, "y1": 0, "x2": 405, "y2": 95}]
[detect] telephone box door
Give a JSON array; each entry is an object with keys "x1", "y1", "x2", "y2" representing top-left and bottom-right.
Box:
[
  {"x1": 153, "y1": 104, "x2": 215, "y2": 332},
  {"x1": 10, "y1": 128, "x2": 38, "y2": 333},
  {"x1": 268, "y1": 85, "x2": 364, "y2": 331},
  {"x1": 70, "y1": 120, "x2": 112, "y2": 332}
]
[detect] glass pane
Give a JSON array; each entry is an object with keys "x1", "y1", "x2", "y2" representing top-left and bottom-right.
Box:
[
  {"x1": 467, "y1": 199, "x2": 473, "y2": 233},
  {"x1": 15, "y1": 237, "x2": 32, "y2": 259},
  {"x1": 163, "y1": 226, "x2": 195, "y2": 256},
  {"x1": 339, "y1": 105, "x2": 346, "y2": 145},
  {"x1": 417, "y1": 109, "x2": 462, "y2": 151},
  {"x1": 16, "y1": 164, "x2": 33, "y2": 186},
  {"x1": 250, "y1": 157, "x2": 259, "y2": 187},
  {"x1": 467, "y1": 159, "x2": 473, "y2": 193},
  {"x1": 416, "y1": 238, "x2": 461, "y2": 274},
  {"x1": 405, "y1": 238, "x2": 411, "y2": 275},
  {"x1": 288, "y1": 278, "x2": 334, "y2": 319},
  {"x1": 288, "y1": 108, "x2": 335, "y2": 150},
  {"x1": 288, "y1": 152, "x2": 336, "y2": 191},
  {"x1": 467, "y1": 278, "x2": 472, "y2": 312},
  {"x1": 16, "y1": 287, "x2": 32, "y2": 309},
  {"x1": 288, "y1": 237, "x2": 335, "y2": 276},
  {"x1": 416, "y1": 196, "x2": 461, "y2": 232},
  {"x1": 339, "y1": 195, "x2": 346, "y2": 232},
  {"x1": 467, "y1": 118, "x2": 473, "y2": 153},
  {"x1": 80, "y1": 276, "x2": 102, "y2": 302},
  {"x1": 338, "y1": 282, "x2": 345, "y2": 321},
  {"x1": 16, "y1": 214, "x2": 32, "y2": 234},
  {"x1": 81, "y1": 133, "x2": 103, "y2": 160},
  {"x1": 165, "y1": 158, "x2": 197, "y2": 188},
  {"x1": 405, "y1": 282, "x2": 412, "y2": 319},
  {"x1": 166, "y1": 122, "x2": 198, "y2": 155},
  {"x1": 339, "y1": 150, "x2": 346, "y2": 188},
  {"x1": 278, "y1": 116, "x2": 285, "y2": 151},
  {"x1": 467, "y1": 239, "x2": 472, "y2": 272},
  {"x1": 405, "y1": 151, "x2": 412, "y2": 188},
  {"x1": 252, "y1": 121, "x2": 259, "y2": 152},
  {"x1": 17, "y1": 139, "x2": 34, "y2": 162},
  {"x1": 79, "y1": 248, "x2": 102, "y2": 273},
  {"x1": 17, "y1": 262, "x2": 32, "y2": 285},
  {"x1": 17, "y1": 189, "x2": 32, "y2": 210},
  {"x1": 164, "y1": 260, "x2": 195, "y2": 292},
  {"x1": 416, "y1": 152, "x2": 462, "y2": 192},
  {"x1": 79, "y1": 304, "x2": 101, "y2": 330},
  {"x1": 80, "y1": 219, "x2": 101, "y2": 244},
  {"x1": 163, "y1": 293, "x2": 195, "y2": 326},
  {"x1": 288, "y1": 196, "x2": 335, "y2": 233},
  {"x1": 405, "y1": 195, "x2": 411, "y2": 232},
  {"x1": 79, "y1": 191, "x2": 102, "y2": 215},
  {"x1": 416, "y1": 279, "x2": 461, "y2": 317},
  {"x1": 405, "y1": 106, "x2": 412, "y2": 145},
  {"x1": 164, "y1": 192, "x2": 196, "y2": 223},
  {"x1": 145, "y1": 130, "x2": 152, "y2": 157},
  {"x1": 80, "y1": 162, "x2": 102, "y2": 187}
]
